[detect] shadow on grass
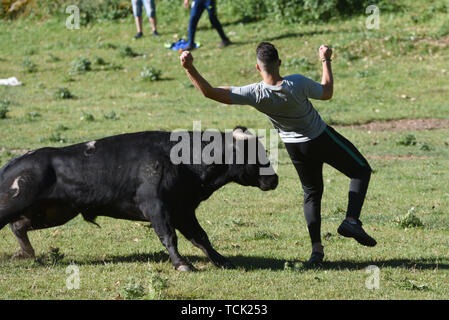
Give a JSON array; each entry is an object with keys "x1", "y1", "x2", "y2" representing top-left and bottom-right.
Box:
[
  {"x1": 5, "y1": 251, "x2": 446, "y2": 272},
  {"x1": 66, "y1": 252, "x2": 449, "y2": 272}
]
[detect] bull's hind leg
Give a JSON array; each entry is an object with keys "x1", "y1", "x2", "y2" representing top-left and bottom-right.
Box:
[
  {"x1": 9, "y1": 203, "x2": 79, "y2": 259},
  {"x1": 175, "y1": 214, "x2": 235, "y2": 269},
  {"x1": 9, "y1": 217, "x2": 35, "y2": 259}
]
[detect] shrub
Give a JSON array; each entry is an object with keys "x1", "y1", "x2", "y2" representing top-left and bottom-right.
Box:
[
  {"x1": 103, "y1": 111, "x2": 118, "y2": 120},
  {"x1": 54, "y1": 87, "x2": 74, "y2": 99},
  {"x1": 394, "y1": 207, "x2": 424, "y2": 228},
  {"x1": 141, "y1": 66, "x2": 162, "y2": 81},
  {"x1": 22, "y1": 57, "x2": 38, "y2": 73},
  {"x1": 122, "y1": 279, "x2": 146, "y2": 300},
  {"x1": 94, "y1": 56, "x2": 106, "y2": 66},
  {"x1": 397, "y1": 134, "x2": 417, "y2": 146},
  {"x1": 71, "y1": 57, "x2": 91, "y2": 74},
  {"x1": 24, "y1": 111, "x2": 42, "y2": 121},
  {"x1": 80, "y1": 111, "x2": 95, "y2": 122},
  {"x1": 48, "y1": 132, "x2": 66, "y2": 143},
  {"x1": 120, "y1": 46, "x2": 138, "y2": 58},
  {"x1": 148, "y1": 271, "x2": 169, "y2": 299},
  {"x1": 0, "y1": 99, "x2": 11, "y2": 119}
]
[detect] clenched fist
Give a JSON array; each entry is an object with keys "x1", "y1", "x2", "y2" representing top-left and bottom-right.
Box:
[
  {"x1": 319, "y1": 45, "x2": 332, "y2": 60},
  {"x1": 180, "y1": 51, "x2": 194, "y2": 70}
]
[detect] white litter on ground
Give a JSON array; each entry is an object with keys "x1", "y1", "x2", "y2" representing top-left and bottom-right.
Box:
[{"x1": 0, "y1": 77, "x2": 22, "y2": 86}]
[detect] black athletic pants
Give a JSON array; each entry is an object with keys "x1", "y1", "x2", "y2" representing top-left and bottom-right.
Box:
[{"x1": 284, "y1": 126, "x2": 372, "y2": 244}]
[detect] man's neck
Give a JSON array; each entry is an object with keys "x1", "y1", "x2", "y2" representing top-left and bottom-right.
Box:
[{"x1": 262, "y1": 73, "x2": 283, "y2": 86}]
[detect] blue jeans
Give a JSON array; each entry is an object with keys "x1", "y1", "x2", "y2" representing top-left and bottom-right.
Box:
[
  {"x1": 187, "y1": 0, "x2": 228, "y2": 46},
  {"x1": 132, "y1": 0, "x2": 156, "y2": 18}
]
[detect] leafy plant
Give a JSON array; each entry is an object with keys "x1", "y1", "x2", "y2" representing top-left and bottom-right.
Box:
[
  {"x1": 80, "y1": 111, "x2": 95, "y2": 122},
  {"x1": 54, "y1": 87, "x2": 74, "y2": 99},
  {"x1": 141, "y1": 66, "x2": 162, "y2": 81},
  {"x1": 394, "y1": 207, "x2": 424, "y2": 228},
  {"x1": 148, "y1": 270, "x2": 169, "y2": 299},
  {"x1": 46, "y1": 53, "x2": 61, "y2": 62},
  {"x1": 122, "y1": 279, "x2": 146, "y2": 300},
  {"x1": 34, "y1": 247, "x2": 65, "y2": 266},
  {"x1": 22, "y1": 57, "x2": 38, "y2": 73},
  {"x1": 94, "y1": 56, "x2": 107, "y2": 66},
  {"x1": 0, "y1": 99, "x2": 11, "y2": 119},
  {"x1": 103, "y1": 111, "x2": 118, "y2": 120},
  {"x1": 71, "y1": 57, "x2": 91, "y2": 74},
  {"x1": 48, "y1": 132, "x2": 66, "y2": 143},
  {"x1": 24, "y1": 111, "x2": 41, "y2": 122},
  {"x1": 120, "y1": 46, "x2": 138, "y2": 58},
  {"x1": 397, "y1": 134, "x2": 417, "y2": 146}
]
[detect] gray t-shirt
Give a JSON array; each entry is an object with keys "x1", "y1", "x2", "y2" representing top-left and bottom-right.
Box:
[{"x1": 230, "y1": 74, "x2": 327, "y2": 143}]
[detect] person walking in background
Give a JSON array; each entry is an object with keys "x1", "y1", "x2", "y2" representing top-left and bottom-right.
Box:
[
  {"x1": 132, "y1": 0, "x2": 159, "y2": 39},
  {"x1": 183, "y1": 0, "x2": 231, "y2": 50}
]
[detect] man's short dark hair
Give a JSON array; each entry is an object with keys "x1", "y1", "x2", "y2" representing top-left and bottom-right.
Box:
[{"x1": 256, "y1": 42, "x2": 279, "y2": 73}]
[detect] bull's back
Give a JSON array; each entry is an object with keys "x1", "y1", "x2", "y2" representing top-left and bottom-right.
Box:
[{"x1": 48, "y1": 131, "x2": 172, "y2": 203}]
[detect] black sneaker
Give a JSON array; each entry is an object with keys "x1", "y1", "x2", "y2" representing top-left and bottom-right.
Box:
[
  {"x1": 305, "y1": 251, "x2": 324, "y2": 267},
  {"x1": 184, "y1": 44, "x2": 195, "y2": 51},
  {"x1": 134, "y1": 32, "x2": 143, "y2": 39},
  {"x1": 153, "y1": 31, "x2": 160, "y2": 37},
  {"x1": 337, "y1": 219, "x2": 377, "y2": 247}
]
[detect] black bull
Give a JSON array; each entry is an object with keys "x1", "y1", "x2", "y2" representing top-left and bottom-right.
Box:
[{"x1": 0, "y1": 127, "x2": 278, "y2": 271}]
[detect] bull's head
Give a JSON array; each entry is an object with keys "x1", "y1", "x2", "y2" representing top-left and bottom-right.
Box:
[{"x1": 228, "y1": 127, "x2": 278, "y2": 191}]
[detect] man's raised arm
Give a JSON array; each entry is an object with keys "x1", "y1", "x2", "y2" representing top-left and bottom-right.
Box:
[
  {"x1": 319, "y1": 45, "x2": 333, "y2": 100},
  {"x1": 180, "y1": 51, "x2": 233, "y2": 104}
]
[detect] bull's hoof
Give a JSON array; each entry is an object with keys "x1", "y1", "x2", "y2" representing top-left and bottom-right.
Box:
[
  {"x1": 12, "y1": 250, "x2": 35, "y2": 260},
  {"x1": 176, "y1": 264, "x2": 195, "y2": 272}
]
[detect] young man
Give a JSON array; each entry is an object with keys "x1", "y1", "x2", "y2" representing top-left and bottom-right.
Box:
[
  {"x1": 179, "y1": 42, "x2": 377, "y2": 266},
  {"x1": 183, "y1": 0, "x2": 231, "y2": 50},
  {"x1": 131, "y1": 0, "x2": 159, "y2": 39}
]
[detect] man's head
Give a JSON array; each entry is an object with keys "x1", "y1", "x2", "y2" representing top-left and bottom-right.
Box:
[{"x1": 256, "y1": 42, "x2": 281, "y2": 75}]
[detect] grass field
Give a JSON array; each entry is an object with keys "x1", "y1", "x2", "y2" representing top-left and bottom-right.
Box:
[{"x1": 0, "y1": 0, "x2": 448, "y2": 299}]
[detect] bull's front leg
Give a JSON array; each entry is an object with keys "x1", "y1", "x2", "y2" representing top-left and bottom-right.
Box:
[
  {"x1": 176, "y1": 215, "x2": 235, "y2": 269},
  {"x1": 139, "y1": 200, "x2": 194, "y2": 271}
]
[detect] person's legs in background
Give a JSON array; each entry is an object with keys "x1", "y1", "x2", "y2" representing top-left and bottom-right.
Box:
[
  {"x1": 187, "y1": 0, "x2": 206, "y2": 49},
  {"x1": 142, "y1": 0, "x2": 159, "y2": 36},
  {"x1": 204, "y1": 0, "x2": 230, "y2": 47},
  {"x1": 132, "y1": 0, "x2": 144, "y2": 39}
]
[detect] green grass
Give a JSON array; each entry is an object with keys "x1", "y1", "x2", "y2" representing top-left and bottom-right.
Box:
[{"x1": 0, "y1": 0, "x2": 448, "y2": 299}]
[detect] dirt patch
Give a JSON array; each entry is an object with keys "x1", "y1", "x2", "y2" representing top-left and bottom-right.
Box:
[
  {"x1": 343, "y1": 118, "x2": 449, "y2": 132},
  {"x1": 415, "y1": 36, "x2": 449, "y2": 48}
]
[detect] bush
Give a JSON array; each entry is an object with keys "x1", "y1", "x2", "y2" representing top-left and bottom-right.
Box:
[
  {"x1": 22, "y1": 57, "x2": 38, "y2": 73},
  {"x1": 1, "y1": 0, "x2": 401, "y2": 25},
  {"x1": 221, "y1": 0, "x2": 400, "y2": 24},
  {"x1": 122, "y1": 279, "x2": 146, "y2": 300},
  {"x1": 141, "y1": 66, "x2": 162, "y2": 81},
  {"x1": 397, "y1": 134, "x2": 417, "y2": 146},
  {"x1": 394, "y1": 207, "x2": 424, "y2": 228},
  {"x1": 71, "y1": 57, "x2": 91, "y2": 74},
  {"x1": 80, "y1": 111, "x2": 95, "y2": 122},
  {"x1": 120, "y1": 46, "x2": 138, "y2": 58},
  {"x1": 0, "y1": 99, "x2": 11, "y2": 119},
  {"x1": 54, "y1": 87, "x2": 74, "y2": 99}
]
